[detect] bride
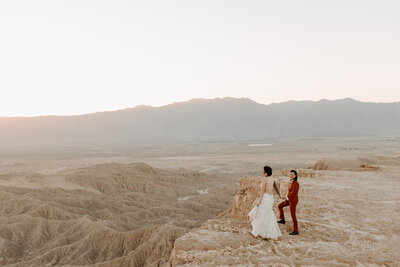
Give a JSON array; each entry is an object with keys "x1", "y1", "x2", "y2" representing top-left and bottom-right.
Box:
[{"x1": 248, "y1": 166, "x2": 282, "y2": 240}]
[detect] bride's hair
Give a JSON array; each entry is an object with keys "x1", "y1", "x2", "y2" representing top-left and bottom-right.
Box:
[
  {"x1": 290, "y1": 170, "x2": 298, "y2": 181},
  {"x1": 263, "y1": 166, "x2": 272, "y2": 176}
]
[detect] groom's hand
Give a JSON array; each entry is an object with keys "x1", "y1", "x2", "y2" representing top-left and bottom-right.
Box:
[{"x1": 281, "y1": 196, "x2": 286, "y2": 199}]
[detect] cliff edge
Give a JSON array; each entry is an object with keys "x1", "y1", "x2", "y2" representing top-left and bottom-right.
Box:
[{"x1": 169, "y1": 166, "x2": 399, "y2": 266}]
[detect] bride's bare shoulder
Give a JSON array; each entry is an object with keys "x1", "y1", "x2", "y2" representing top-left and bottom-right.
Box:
[{"x1": 260, "y1": 178, "x2": 267, "y2": 186}]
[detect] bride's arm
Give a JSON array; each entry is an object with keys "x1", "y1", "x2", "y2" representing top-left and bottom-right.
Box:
[{"x1": 257, "y1": 179, "x2": 266, "y2": 206}]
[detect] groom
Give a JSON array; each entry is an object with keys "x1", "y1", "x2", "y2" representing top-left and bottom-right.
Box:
[{"x1": 277, "y1": 170, "x2": 299, "y2": 235}]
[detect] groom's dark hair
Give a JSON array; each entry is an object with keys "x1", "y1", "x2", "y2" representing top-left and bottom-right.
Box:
[
  {"x1": 290, "y1": 170, "x2": 298, "y2": 181},
  {"x1": 263, "y1": 166, "x2": 272, "y2": 176}
]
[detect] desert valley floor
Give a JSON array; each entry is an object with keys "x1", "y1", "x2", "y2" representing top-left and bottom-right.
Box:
[{"x1": 0, "y1": 137, "x2": 399, "y2": 266}]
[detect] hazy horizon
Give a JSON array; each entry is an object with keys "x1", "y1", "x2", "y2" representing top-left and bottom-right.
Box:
[{"x1": 0, "y1": 96, "x2": 399, "y2": 118}]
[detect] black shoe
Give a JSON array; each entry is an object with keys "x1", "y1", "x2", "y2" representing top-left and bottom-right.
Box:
[
  {"x1": 277, "y1": 220, "x2": 286, "y2": 224},
  {"x1": 289, "y1": 231, "x2": 299, "y2": 235}
]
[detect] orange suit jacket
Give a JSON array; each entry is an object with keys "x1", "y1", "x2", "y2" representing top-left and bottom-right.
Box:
[{"x1": 287, "y1": 180, "x2": 299, "y2": 204}]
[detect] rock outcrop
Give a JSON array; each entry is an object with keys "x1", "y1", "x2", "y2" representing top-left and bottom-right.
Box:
[
  {"x1": 231, "y1": 176, "x2": 288, "y2": 220},
  {"x1": 169, "y1": 175, "x2": 291, "y2": 266},
  {"x1": 309, "y1": 160, "x2": 329, "y2": 170},
  {"x1": 169, "y1": 168, "x2": 399, "y2": 266}
]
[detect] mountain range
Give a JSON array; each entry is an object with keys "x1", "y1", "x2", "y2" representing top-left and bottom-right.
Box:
[{"x1": 0, "y1": 98, "x2": 399, "y2": 147}]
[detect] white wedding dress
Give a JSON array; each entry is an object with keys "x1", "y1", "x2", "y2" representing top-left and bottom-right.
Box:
[{"x1": 248, "y1": 189, "x2": 282, "y2": 240}]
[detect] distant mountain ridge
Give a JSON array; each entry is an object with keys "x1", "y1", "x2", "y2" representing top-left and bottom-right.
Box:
[{"x1": 0, "y1": 98, "x2": 399, "y2": 146}]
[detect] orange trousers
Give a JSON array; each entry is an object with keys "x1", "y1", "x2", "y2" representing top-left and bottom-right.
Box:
[{"x1": 278, "y1": 200, "x2": 298, "y2": 232}]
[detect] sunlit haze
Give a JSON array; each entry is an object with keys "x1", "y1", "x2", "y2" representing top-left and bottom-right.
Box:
[{"x1": 1, "y1": 0, "x2": 399, "y2": 116}]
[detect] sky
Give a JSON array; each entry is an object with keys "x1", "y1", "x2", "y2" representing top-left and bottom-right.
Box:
[{"x1": 1, "y1": 0, "x2": 399, "y2": 116}]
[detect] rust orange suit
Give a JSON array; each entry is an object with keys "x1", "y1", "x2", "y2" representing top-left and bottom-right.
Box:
[{"x1": 278, "y1": 180, "x2": 299, "y2": 232}]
